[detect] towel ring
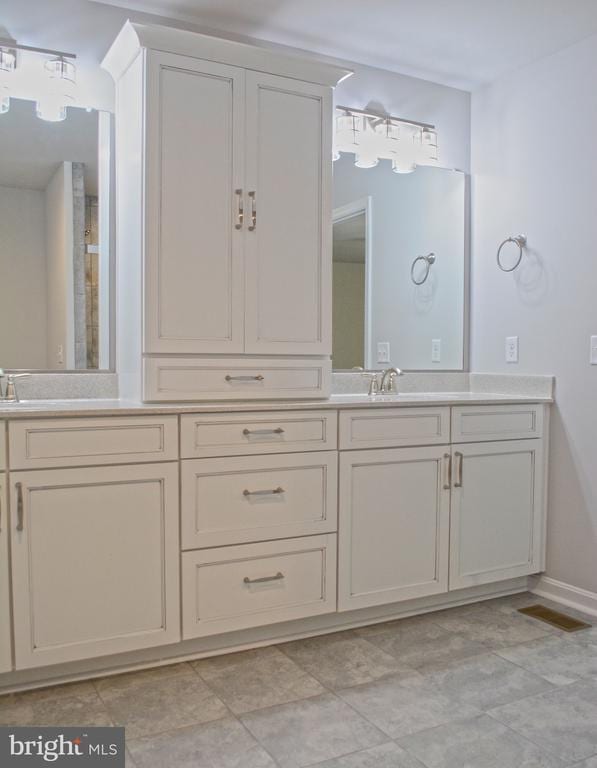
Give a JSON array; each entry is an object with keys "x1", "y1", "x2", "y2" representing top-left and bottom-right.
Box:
[
  {"x1": 497, "y1": 235, "x2": 527, "y2": 272},
  {"x1": 411, "y1": 252, "x2": 436, "y2": 285}
]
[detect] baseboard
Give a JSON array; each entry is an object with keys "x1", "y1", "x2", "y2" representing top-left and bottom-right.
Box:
[{"x1": 530, "y1": 575, "x2": 597, "y2": 618}]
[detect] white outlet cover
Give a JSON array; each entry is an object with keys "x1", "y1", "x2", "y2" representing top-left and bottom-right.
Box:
[
  {"x1": 431, "y1": 339, "x2": 441, "y2": 363},
  {"x1": 377, "y1": 341, "x2": 390, "y2": 364},
  {"x1": 505, "y1": 336, "x2": 519, "y2": 363},
  {"x1": 590, "y1": 336, "x2": 597, "y2": 365}
]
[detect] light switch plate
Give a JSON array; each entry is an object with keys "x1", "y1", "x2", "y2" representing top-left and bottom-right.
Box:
[
  {"x1": 431, "y1": 339, "x2": 441, "y2": 363},
  {"x1": 590, "y1": 336, "x2": 597, "y2": 365},
  {"x1": 377, "y1": 342, "x2": 390, "y2": 364},
  {"x1": 506, "y1": 336, "x2": 519, "y2": 363}
]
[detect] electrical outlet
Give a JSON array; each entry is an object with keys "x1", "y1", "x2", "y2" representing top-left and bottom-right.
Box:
[
  {"x1": 431, "y1": 339, "x2": 441, "y2": 363},
  {"x1": 377, "y1": 342, "x2": 390, "y2": 364},
  {"x1": 505, "y1": 336, "x2": 519, "y2": 363},
  {"x1": 590, "y1": 336, "x2": 597, "y2": 365},
  {"x1": 57, "y1": 345, "x2": 64, "y2": 365}
]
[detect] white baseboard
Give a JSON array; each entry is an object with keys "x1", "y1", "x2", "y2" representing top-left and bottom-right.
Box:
[{"x1": 530, "y1": 575, "x2": 597, "y2": 618}]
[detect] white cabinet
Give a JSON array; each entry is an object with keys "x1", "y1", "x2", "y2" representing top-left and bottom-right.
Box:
[
  {"x1": 0, "y1": 474, "x2": 11, "y2": 673},
  {"x1": 103, "y1": 23, "x2": 350, "y2": 401},
  {"x1": 338, "y1": 446, "x2": 451, "y2": 611},
  {"x1": 449, "y1": 440, "x2": 545, "y2": 589},
  {"x1": 244, "y1": 72, "x2": 332, "y2": 354},
  {"x1": 10, "y1": 463, "x2": 180, "y2": 669}
]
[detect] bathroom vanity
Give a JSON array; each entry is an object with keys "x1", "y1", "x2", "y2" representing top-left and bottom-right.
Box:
[{"x1": 0, "y1": 386, "x2": 551, "y2": 689}]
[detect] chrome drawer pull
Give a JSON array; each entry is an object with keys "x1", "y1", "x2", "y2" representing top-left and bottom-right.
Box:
[
  {"x1": 454, "y1": 451, "x2": 464, "y2": 488},
  {"x1": 15, "y1": 482, "x2": 24, "y2": 531},
  {"x1": 225, "y1": 375, "x2": 264, "y2": 382},
  {"x1": 243, "y1": 486, "x2": 285, "y2": 497},
  {"x1": 442, "y1": 453, "x2": 452, "y2": 490},
  {"x1": 248, "y1": 190, "x2": 256, "y2": 231},
  {"x1": 234, "y1": 188, "x2": 244, "y2": 230},
  {"x1": 242, "y1": 427, "x2": 284, "y2": 436},
  {"x1": 244, "y1": 571, "x2": 284, "y2": 585}
]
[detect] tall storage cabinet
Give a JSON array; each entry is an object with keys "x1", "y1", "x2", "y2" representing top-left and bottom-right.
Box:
[
  {"x1": 0, "y1": 428, "x2": 11, "y2": 672},
  {"x1": 103, "y1": 22, "x2": 350, "y2": 402}
]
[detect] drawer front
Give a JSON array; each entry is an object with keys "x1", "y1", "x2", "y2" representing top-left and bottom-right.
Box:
[
  {"x1": 144, "y1": 357, "x2": 331, "y2": 401},
  {"x1": 180, "y1": 411, "x2": 337, "y2": 458},
  {"x1": 339, "y1": 407, "x2": 450, "y2": 450},
  {"x1": 181, "y1": 452, "x2": 337, "y2": 549},
  {"x1": 9, "y1": 416, "x2": 179, "y2": 469},
  {"x1": 451, "y1": 404, "x2": 544, "y2": 443},
  {"x1": 182, "y1": 535, "x2": 337, "y2": 638}
]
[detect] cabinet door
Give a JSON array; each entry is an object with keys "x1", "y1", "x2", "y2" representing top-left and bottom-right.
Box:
[
  {"x1": 10, "y1": 463, "x2": 180, "y2": 669},
  {"x1": 338, "y1": 447, "x2": 451, "y2": 611},
  {"x1": 145, "y1": 51, "x2": 245, "y2": 354},
  {"x1": 0, "y1": 475, "x2": 11, "y2": 673},
  {"x1": 449, "y1": 440, "x2": 545, "y2": 590},
  {"x1": 244, "y1": 72, "x2": 332, "y2": 355}
]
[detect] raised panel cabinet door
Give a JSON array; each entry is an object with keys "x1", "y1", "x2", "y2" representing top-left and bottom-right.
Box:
[
  {"x1": 0, "y1": 475, "x2": 11, "y2": 673},
  {"x1": 145, "y1": 51, "x2": 245, "y2": 354},
  {"x1": 10, "y1": 463, "x2": 180, "y2": 669},
  {"x1": 244, "y1": 71, "x2": 333, "y2": 355},
  {"x1": 449, "y1": 440, "x2": 545, "y2": 590},
  {"x1": 338, "y1": 446, "x2": 451, "y2": 612}
]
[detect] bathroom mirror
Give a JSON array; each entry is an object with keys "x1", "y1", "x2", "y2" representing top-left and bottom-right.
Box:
[
  {"x1": 332, "y1": 156, "x2": 467, "y2": 370},
  {"x1": 0, "y1": 98, "x2": 112, "y2": 371}
]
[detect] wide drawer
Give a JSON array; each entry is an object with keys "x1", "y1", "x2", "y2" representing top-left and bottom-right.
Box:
[
  {"x1": 451, "y1": 404, "x2": 544, "y2": 443},
  {"x1": 181, "y1": 452, "x2": 337, "y2": 549},
  {"x1": 9, "y1": 416, "x2": 179, "y2": 469},
  {"x1": 144, "y1": 357, "x2": 331, "y2": 401},
  {"x1": 339, "y1": 407, "x2": 450, "y2": 450},
  {"x1": 182, "y1": 535, "x2": 337, "y2": 639},
  {"x1": 180, "y1": 410, "x2": 337, "y2": 458}
]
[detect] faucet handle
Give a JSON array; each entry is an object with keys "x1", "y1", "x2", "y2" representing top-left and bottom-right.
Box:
[{"x1": 367, "y1": 373, "x2": 379, "y2": 396}]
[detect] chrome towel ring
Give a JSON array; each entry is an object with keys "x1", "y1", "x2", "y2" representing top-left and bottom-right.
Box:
[
  {"x1": 411, "y1": 253, "x2": 435, "y2": 285},
  {"x1": 497, "y1": 234, "x2": 527, "y2": 272}
]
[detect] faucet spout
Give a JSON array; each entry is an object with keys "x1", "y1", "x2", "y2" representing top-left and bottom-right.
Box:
[{"x1": 379, "y1": 367, "x2": 403, "y2": 394}]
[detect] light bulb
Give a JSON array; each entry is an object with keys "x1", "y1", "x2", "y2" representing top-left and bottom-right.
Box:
[{"x1": 36, "y1": 57, "x2": 76, "y2": 122}]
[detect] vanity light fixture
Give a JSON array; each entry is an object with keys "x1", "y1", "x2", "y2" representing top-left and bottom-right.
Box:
[
  {"x1": 335, "y1": 105, "x2": 438, "y2": 173},
  {"x1": 0, "y1": 38, "x2": 77, "y2": 121}
]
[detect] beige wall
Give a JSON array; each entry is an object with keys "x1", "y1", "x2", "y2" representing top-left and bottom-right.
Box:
[
  {"x1": 0, "y1": 185, "x2": 48, "y2": 368},
  {"x1": 333, "y1": 261, "x2": 365, "y2": 369},
  {"x1": 471, "y1": 32, "x2": 597, "y2": 594}
]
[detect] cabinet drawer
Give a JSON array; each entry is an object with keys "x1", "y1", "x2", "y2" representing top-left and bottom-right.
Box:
[
  {"x1": 182, "y1": 535, "x2": 337, "y2": 638},
  {"x1": 181, "y1": 452, "x2": 337, "y2": 549},
  {"x1": 451, "y1": 404, "x2": 544, "y2": 443},
  {"x1": 9, "y1": 416, "x2": 179, "y2": 469},
  {"x1": 180, "y1": 410, "x2": 337, "y2": 458},
  {"x1": 339, "y1": 407, "x2": 450, "y2": 450},
  {"x1": 144, "y1": 357, "x2": 331, "y2": 401}
]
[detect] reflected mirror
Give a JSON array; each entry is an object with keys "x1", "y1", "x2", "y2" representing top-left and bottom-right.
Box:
[
  {"x1": 0, "y1": 98, "x2": 112, "y2": 371},
  {"x1": 333, "y1": 155, "x2": 466, "y2": 370}
]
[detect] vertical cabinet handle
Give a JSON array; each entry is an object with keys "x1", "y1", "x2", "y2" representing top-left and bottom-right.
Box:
[
  {"x1": 234, "y1": 188, "x2": 244, "y2": 230},
  {"x1": 442, "y1": 453, "x2": 452, "y2": 490},
  {"x1": 454, "y1": 452, "x2": 464, "y2": 488},
  {"x1": 15, "y1": 482, "x2": 24, "y2": 531},
  {"x1": 248, "y1": 191, "x2": 257, "y2": 231}
]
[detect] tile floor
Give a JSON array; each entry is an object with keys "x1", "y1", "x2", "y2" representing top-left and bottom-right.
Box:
[{"x1": 2, "y1": 593, "x2": 597, "y2": 767}]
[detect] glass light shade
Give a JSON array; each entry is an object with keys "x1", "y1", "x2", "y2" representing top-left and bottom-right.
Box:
[
  {"x1": 421, "y1": 127, "x2": 438, "y2": 161},
  {"x1": 0, "y1": 49, "x2": 15, "y2": 115},
  {"x1": 0, "y1": 93, "x2": 9, "y2": 115},
  {"x1": 36, "y1": 57, "x2": 76, "y2": 122},
  {"x1": 335, "y1": 112, "x2": 361, "y2": 149},
  {"x1": 355, "y1": 152, "x2": 378, "y2": 169},
  {"x1": 392, "y1": 157, "x2": 416, "y2": 174},
  {"x1": 0, "y1": 48, "x2": 16, "y2": 74}
]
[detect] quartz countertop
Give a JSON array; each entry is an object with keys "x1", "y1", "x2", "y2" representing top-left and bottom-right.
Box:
[{"x1": 0, "y1": 391, "x2": 553, "y2": 419}]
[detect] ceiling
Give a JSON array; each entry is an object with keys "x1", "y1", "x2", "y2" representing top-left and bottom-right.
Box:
[{"x1": 89, "y1": 0, "x2": 597, "y2": 89}]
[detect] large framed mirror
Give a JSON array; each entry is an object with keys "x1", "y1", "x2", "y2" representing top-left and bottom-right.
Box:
[
  {"x1": 0, "y1": 98, "x2": 112, "y2": 371},
  {"x1": 332, "y1": 155, "x2": 467, "y2": 371}
]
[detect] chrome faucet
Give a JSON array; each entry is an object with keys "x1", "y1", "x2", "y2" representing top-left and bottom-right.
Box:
[
  {"x1": 379, "y1": 367, "x2": 403, "y2": 394},
  {"x1": 0, "y1": 371, "x2": 30, "y2": 403}
]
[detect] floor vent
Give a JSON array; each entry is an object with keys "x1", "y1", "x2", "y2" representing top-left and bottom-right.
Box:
[{"x1": 518, "y1": 604, "x2": 592, "y2": 632}]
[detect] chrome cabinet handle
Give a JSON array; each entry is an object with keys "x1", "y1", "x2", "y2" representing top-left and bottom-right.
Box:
[
  {"x1": 244, "y1": 571, "x2": 284, "y2": 585},
  {"x1": 15, "y1": 482, "x2": 24, "y2": 531},
  {"x1": 243, "y1": 427, "x2": 284, "y2": 436},
  {"x1": 234, "y1": 188, "x2": 244, "y2": 230},
  {"x1": 248, "y1": 191, "x2": 256, "y2": 231},
  {"x1": 225, "y1": 374, "x2": 264, "y2": 382},
  {"x1": 442, "y1": 453, "x2": 452, "y2": 490},
  {"x1": 243, "y1": 486, "x2": 285, "y2": 497},
  {"x1": 454, "y1": 452, "x2": 464, "y2": 488}
]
